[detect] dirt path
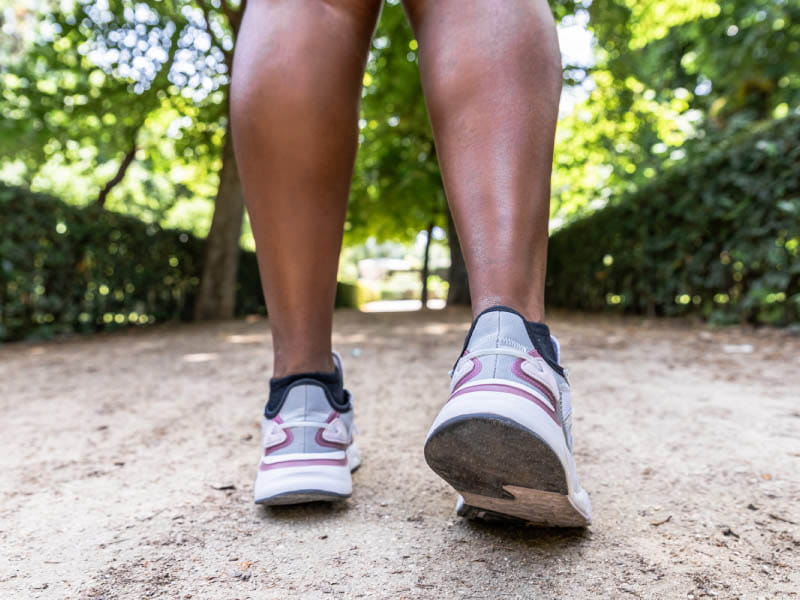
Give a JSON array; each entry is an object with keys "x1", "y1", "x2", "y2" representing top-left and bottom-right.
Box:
[{"x1": 1, "y1": 309, "x2": 798, "y2": 599}]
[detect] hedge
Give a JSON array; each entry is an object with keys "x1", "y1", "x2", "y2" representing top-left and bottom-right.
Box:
[
  {"x1": 5, "y1": 115, "x2": 798, "y2": 341},
  {"x1": 0, "y1": 183, "x2": 267, "y2": 342},
  {"x1": 547, "y1": 115, "x2": 800, "y2": 325}
]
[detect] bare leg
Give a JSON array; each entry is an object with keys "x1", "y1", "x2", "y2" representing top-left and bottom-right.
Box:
[
  {"x1": 406, "y1": 3, "x2": 593, "y2": 527},
  {"x1": 402, "y1": 0, "x2": 562, "y2": 322},
  {"x1": 231, "y1": 0, "x2": 382, "y2": 376}
]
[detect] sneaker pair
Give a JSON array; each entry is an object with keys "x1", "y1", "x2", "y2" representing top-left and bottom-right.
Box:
[{"x1": 253, "y1": 306, "x2": 592, "y2": 526}]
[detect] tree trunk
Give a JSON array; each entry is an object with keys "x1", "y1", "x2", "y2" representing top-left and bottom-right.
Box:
[
  {"x1": 420, "y1": 221, "x2": 434, "y2": 309},
  {"x1": 445, "y1": 208, "x2": 470, "y2": 306},
  {"x1": 194, "y1": 124, "x2": 245, "y2": 320}
]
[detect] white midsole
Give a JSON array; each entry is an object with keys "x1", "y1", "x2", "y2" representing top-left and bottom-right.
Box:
[
  {"x1": 261, "y1": 450, "x2": 346, "y2": 465},
  {"x1": 253, "y1": 444, "x2": 361, "y2": 502},
  {"x1": 427, "y1": 389, "x2": 592, "y2": 522}
]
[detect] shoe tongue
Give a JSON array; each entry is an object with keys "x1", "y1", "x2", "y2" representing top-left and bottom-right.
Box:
[{"x1": 465, "y1": 308, "x2": 533, "y2": 354}]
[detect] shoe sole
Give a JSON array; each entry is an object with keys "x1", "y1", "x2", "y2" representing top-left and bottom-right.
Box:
[
  {"x1": 425, "y1": 414, "x2": 590, "y2": 527},
  {"x1": 255, "y1": 489, "x2": 351, "y2": 506},
  {"x1": 254, "y1": 445, "x2": 361, "y2": 506}
]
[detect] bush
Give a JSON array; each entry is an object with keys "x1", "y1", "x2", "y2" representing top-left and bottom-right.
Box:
[
  {"x1": 0, "y1": 183, "x2": 264, "y2": 341},
  {"x1": 547, "y1": 116, "x2": 800, "y2": 325}
]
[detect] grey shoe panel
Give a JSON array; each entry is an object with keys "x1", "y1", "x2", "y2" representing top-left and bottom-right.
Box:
[
  {"x1": 453, "y1": 307, "x2": 574, "y2": 450},
  {"x1": 266, "y1": 362, "x2": 350, "y2": 418},
  {"x1": 456, "y1": 307, "x2": 562, "y2": 376},
  {"x1": 465, "y1": 310, "x2": 530, "y2": 380},
  {"x1": 265, "y1": 382, "x2": 355, "y2": 457},
  {"x1": 460, "y1": 311, "x2": 554, "y2": 395},
  {"x1": 466, "y1": 309, "x2": 534, "y2": 356}
]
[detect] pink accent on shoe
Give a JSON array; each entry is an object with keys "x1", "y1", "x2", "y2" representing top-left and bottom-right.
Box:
[
  {"x1": 452, "y1": 354, "x2": 483, "y2": 393},
  {"x1": 259, "y1": 457, "x2": 348, "y2": 471},
  {"x1": 449, "y1": 383, "x2": 560, "y2": 425},
  {"x1": 264, "y1": 415, "x2": 294, "y2": 455},
  {"x1": 315, "y1": 412, "x2": 348, "y2": 450},
  {"x1": 510, "y1": 357, "x2": 558, "y2": 407}
]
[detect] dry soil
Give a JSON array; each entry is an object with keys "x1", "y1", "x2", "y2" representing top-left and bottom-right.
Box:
[{"x1": 1, "y1": 309, "x2": 798, "y2": 599}]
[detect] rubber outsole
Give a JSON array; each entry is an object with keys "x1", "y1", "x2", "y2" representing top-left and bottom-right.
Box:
[
  {"x1": 255, "y1": 489, "x2": 350, "y2": 506},
  {"x1": 425, "y1": 414, "x2": 589, "y2": 527}
]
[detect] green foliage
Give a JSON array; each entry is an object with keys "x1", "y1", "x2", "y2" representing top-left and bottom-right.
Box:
[
  {"x1": 350, "y1": 0, "x2": 583, "y2": 241},
  {"x1": 334, "y1": 282, "x2": 359, "y2": 310},
  {"x1": 0, "y1": 182, "x2": 263, "y2": 342},
  {"x1": 0, "y1": 0, "x2": 239, "y2": 230},
  {"x1": 547, "y1": 116, "x2": 800, "y2": 325},
  {"x1": 555, "y1": 0, "x2": 800, "y2": 219},
  {"x1": 598, "y1": 0, "x2": 800, "y2": 121},
  {"x1": 348, "y1": 2, "x2": 444, "y2": 243},
  {"x1": 5, "y1": 0, "x2": 799, "y2": 329}
]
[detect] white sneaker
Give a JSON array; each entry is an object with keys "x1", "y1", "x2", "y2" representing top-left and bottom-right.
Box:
[
  {"x1": 254, "y1": 352, "x2": 360, "y2": 505},
  {"x1": 424, "y1": 306, "x2": 592, "y2": 526}
]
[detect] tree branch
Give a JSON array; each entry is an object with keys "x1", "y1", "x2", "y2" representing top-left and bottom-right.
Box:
[{"x1": 97, "y1": 132, "x2": 139, "y2": 207}]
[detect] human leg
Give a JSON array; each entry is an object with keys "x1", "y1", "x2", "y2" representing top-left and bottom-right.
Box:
[
  {"x1": 231, "y1": 0, "x2": 381, "y2": 504},
  {"x1": 403, "y1": 0, "x2": 561, "y2": 322},
  {"x1": 231, "y1": 0, "x2": 382, "y2": 377},
  {"x1": 403, "y1": 0, "x2": 592, "y2": 525}
]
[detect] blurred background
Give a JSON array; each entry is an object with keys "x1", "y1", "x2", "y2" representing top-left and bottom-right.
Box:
[{"x1": 1, "y1": 0, "x2": 798, "y2": 342}]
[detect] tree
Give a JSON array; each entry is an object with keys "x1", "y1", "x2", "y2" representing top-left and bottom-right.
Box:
[
  {"x1": 552, "y1": 0, "x2": 800, "y2": 220},
  {"x1": 8, "y1": 0, "x2": 793, "y2": 319},
  {"x1": 348, "y1": 3, "x2": 462, "y2": 303},
  {"x1": 4, "y1": 0, "x2": 586, "y2": 315},
  {"x1": 0, "y1": 0, "x2": 247, "y2": 320}
]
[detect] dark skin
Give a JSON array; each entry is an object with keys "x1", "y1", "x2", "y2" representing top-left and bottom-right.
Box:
[{"x1": 231, "y1": 0, "x2": 562, "y2": 377}]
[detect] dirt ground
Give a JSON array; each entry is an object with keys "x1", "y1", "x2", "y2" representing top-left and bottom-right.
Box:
[{"x1": 1, "y1": 309, "x2": 798, "y2": 599}]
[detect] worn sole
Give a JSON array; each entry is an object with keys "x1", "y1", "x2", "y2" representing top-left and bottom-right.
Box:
[
  {"x1": 424, "y1": 414, "x2": 590, "y2": 527},
  {"x1": 255, "y1": 490, "x2": 350, "y2": 506}
]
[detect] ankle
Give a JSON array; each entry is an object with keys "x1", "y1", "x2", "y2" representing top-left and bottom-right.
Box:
[
  {"x1": 471, "y1": 297, "x2": 545, "y2": 324},
  {"x1": 273, "y1": 352, "x2": 336, "y2": 378}
]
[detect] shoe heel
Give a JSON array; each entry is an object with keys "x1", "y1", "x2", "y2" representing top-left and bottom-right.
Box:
[{"x1": 425, "y1": 414, "x2": 590, "y2": 526}]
